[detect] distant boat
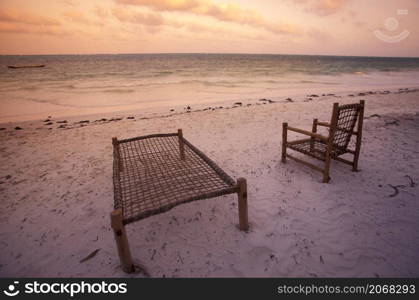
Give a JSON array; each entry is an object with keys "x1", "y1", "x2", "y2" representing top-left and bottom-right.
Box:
[{"x1": 7, "y1": 64, "x2": 45, "y2": 69}]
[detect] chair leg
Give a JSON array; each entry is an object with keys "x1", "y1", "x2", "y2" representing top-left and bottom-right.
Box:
[
  {"x1": 352, "y1": 155, "x2": 359, "y2": 172},
  {"x1": 353, "y1": 100, "x2": 364, "y2": 172},
  {"x1": 352, "y1": 146, "x2": 361, "y2": 171},
  {"x1": 310, "y1": 119, "x2": 318, "y2": 152},
  {"x1": 323, "y1": 156, "x2": 331, "y2": 183},
  {"x1": 281, "y1": 123, "x2": 287, "y2": 163}
]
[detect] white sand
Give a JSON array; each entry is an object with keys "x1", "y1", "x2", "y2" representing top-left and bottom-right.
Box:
[{"x1": 0, "y1": 88, "x2": 418, "y2": 277}]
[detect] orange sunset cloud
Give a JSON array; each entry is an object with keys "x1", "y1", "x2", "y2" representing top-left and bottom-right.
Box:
[{"x1": 0, "y1": 0, "x2": 417, "y2": 56}]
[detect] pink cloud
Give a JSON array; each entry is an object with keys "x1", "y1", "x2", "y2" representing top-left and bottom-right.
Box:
[
  {"x1": 0, "y1": 8, "x2": 60, "y2": 26},
  {"x1": 292, "y1": 0, "x2": 350, "y2": 16},
  {"x1": 93, "y1": 5, "x2": 110, "y2": 19},
  {"x1": 114, "y1": 0, "x2": 302, "y2": 35},
  {"x1": 112, "y1": 7, "x2": 165, "y2": 26},
  {"x1": 0, "y1": 22, "x2": 69, "y2": 36},
  {"x1": 0, "y1": 8, "x2": 68, "y2": 37},
  {"x1": 63, "y1": 9, "x2": 103, "y2": 26}
]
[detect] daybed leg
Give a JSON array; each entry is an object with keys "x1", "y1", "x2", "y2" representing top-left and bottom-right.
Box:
[
  {"x1": 178, "y1": 129, "x2": 185, "y2": 161},
  {"x1": 112, "y1": 137, "x2": 123, "y2": 172},
  {"x1": 237, "y1": 178, "x2": 249, "y2": 231},
  {"x1": 281, "y1": 123, "x2": 287, "y2": 163},
  {"x1": 111, "y1": 209, "x2": 135, "y2": 273}
]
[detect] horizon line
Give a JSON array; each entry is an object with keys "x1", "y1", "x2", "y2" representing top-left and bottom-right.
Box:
[{"x1": 1, "y1": 52, "x2": 419, "y2": 59}]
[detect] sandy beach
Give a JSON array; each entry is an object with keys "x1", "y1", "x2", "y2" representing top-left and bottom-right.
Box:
[{"x1": 1, "y1": 87, "x2": 419, "y2": 278}]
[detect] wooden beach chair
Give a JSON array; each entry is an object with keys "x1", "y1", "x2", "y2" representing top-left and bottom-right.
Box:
[
  {"x1": 111, "y1": 129, "x2": 249, "y2": 273},
  {"x1": 281, "y1": 100, "x2": 365, "y2": 183}
]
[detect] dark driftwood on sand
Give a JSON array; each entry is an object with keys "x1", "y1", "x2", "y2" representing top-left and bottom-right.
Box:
[{"x1": 7, "y1": 65, "x2": 45, "y2": 69}]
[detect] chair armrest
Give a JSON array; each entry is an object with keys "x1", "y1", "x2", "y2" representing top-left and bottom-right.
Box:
[
  {"x1": 317, "y1": 121, "x2": 330, "y2": 127},
  {"x1": 286, "y1": 126, "x2": 329, "y2": 142}
]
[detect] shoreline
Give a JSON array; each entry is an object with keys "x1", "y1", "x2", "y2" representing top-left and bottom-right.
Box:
[{"x1": 1, "y1": 86, "x2": 418, "y2": 130}]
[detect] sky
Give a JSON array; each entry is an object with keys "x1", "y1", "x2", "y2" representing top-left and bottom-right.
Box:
[{"x1": 0, "y1": 0, "x2": 418, "y2": 56}]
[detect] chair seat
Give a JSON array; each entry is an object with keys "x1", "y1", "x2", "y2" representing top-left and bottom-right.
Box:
[{"x1": 288, "y1": 139, "x2": 346, "y2": 161}]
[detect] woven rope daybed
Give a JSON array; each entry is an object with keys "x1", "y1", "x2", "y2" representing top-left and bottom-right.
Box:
[{"x1": 111, "y1": 129, "x2": 249, "y2": 273}]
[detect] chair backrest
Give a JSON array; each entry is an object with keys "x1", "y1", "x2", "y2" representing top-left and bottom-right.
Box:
[{"x1": 330, "y1": 101, "x2": 364, "y2": 152}]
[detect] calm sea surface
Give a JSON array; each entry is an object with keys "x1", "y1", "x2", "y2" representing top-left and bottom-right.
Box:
[{"x1": 1, "y1": 54, "x2": 419, "y2": 122}]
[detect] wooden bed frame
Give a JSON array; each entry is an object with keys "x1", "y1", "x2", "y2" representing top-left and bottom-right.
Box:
[{"x1": 111, "y1": 129, "x2": 249, "y2": 273}]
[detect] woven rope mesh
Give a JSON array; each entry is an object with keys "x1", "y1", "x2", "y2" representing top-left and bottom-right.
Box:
[
  {"x1": 288, "y1": 140, "x2": 345, "y2": 160},
  {"x1": 113, "y1": 134, "x2": 236, "y2": 225},
  {"x1": 332, "y1": 104, "x2": 360, "y2": 151}
]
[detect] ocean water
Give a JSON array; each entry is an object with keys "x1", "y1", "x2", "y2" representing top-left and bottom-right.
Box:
[{"x1": 1, "y1": 54, "x2": 419, "y2": 122}]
